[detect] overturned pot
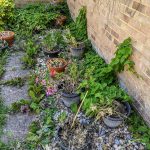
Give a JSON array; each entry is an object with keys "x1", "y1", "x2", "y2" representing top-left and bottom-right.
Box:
[
  {"x1": 61, "y1": 92, "x2": 80, "y2": 107},
  {"x1": 103, "y1": 102, "x2": 131, "y2": 128},
  {"x1": 0, "y1": 31, "x2": 15, "y2": 47},
  {"x1": 70, "y1": 42, "x2": 85, "y2": 58}
]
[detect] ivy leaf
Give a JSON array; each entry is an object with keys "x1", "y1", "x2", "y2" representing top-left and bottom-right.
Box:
[{"x1": 30, "y1": 102, "x2": 38, "y2": 110}]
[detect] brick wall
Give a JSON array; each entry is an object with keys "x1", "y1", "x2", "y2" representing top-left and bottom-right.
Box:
[{"x1": 67, "y1": 0, "x2": 150, "y2": 126}]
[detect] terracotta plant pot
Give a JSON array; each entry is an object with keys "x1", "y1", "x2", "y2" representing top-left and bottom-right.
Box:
[
  {"x1": 0, "y1": 31, "x2": 15, "y2": 47},
  {"x1": 103, "y1": 102, "x2": 131, "y2": 128},
  {"x1": 47, "y1": 58, "x2": 67, "y2": 73}
]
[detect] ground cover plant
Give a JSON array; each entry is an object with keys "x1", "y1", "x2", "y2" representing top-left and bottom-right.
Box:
[
  {"x1": 0, "y1": 0, "x2": 14, "y2": 31},
  {"x1": 8, "y1": 2, "x2": 71, "y2": 37},
  {"x1": 0, "y1": 1, "x2": 150, "y2": 149},
  {"x1": 22, "y1": 39, "x2": 39, "y2": 68}
]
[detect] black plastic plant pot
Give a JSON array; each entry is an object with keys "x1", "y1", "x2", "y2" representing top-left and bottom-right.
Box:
[
  {"x1": 42, "y1": 47, "x2": 61, "y2": 58},
  {"x1": 0, "y1": 40, "x2": 8, "y2": 52},
  {"x1": 61, "y1": 92, "x2": 80, "y2": 107},
  {"x1": 103, "y1": 102, "x2": 131, "y2": 128}
]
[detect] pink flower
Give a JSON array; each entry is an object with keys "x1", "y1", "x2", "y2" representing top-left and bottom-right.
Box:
[
  {"x1": 46, "y1": 87, "x2": 57, "y2": 96},
  {"x1": 41, "y1": 79, "x2": 46, "y2": 86},
  {"x1": 35, "y1": 77, "x2": 39, "y2": 84},
  {"x1": 50, "y1": 69, "x2": 56, "y2": 78}
]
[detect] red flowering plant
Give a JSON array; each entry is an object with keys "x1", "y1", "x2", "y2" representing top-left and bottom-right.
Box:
[{"x1": 50, "y1": 68, "x2": 56, "y2": 78}]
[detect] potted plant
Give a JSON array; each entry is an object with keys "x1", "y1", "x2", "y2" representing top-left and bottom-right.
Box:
[
  {"x1": 103, "y1": 101, "x2": 131, "y2": 128},
  {"x1": 60, "y1": 62, "x2": 81, "y2": 107},
  {"x1": 65, "y1": 30, "x2": 85, "y2": 58},
  {"x1": 42, "y1": 30, "x2": 64, "y2": 57},
  {"x1": 0, "y1": 40, "x2": 8, "y2": 51},
  {"x1": 47, "y1": 58, "x2": 67, "y2": 73},
  {"x1": 0, "y1": 31, "x2": 15, "y2": 47}
]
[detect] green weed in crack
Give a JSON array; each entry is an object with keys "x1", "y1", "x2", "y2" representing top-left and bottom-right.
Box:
[
  {"x1": 0, "y1": 77, "x2": 27, "y2": 87},
  {"x1": 0, "y1": 51, "x2": 9, "y2": 78}
]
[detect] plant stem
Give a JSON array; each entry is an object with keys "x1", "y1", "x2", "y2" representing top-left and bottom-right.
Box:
[{"x1": 71, "y1": 91, "x2": 88, "y2": 128}]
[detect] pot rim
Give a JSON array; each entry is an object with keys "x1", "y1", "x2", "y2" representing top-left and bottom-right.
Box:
[
  {"x1": 61, "y1": 92, "x2": 80, "y2": 98},
  {"x1": 0, "y1": 31, "x2": 15, "y2": 39},
  {"x1": 70, "y1": 46, "x2": 84, "y2": 51},
  {"x1": 42, "y1": 47, "x2": 61, "y2": 54}
]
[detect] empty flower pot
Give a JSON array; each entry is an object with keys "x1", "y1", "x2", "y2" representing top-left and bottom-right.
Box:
[{"x1": 0, "y1": 31, "x2": 15, "y2": 47}]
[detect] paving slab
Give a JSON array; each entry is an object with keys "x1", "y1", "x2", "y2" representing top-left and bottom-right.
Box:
[
  {"x1": 2, "y1": 51, "x2": 29, "y2": 81},
  {"x1": 1, "y1": 114, "x2": 35, "y2": 143},
  {"x1": 1, "y1": 84, "x2": 29, "y2": 107}
]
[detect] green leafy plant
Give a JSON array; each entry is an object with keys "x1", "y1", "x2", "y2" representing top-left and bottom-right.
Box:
[
  {"x1": 1, "y1": 77, "x2": 26, "y2": 87},
  {"x1": 99, "y1": 38, "x2": 135, "y2": 79},
  {"x1": 128, "y1": 111, "x2": 150, "y2": 149},
  {"x1": 0, "y1": 0, "x2": 14, "y2": 31},
  {"x1": 61, "y1": 61, "x2": 81, "y2": 94},
  {"x1": 28, "y1": 74, "x2": 45, "y2": 113},
  {"x1": 69, "y1": 6, "x2": 87, "y2": 41},
  {"x1": 22, "y1": 39, "x2": 38, "y2": 68},
  {"x1": 78, "y1": 38, "x2": 133, "y2": 119},
  {"x1": 11, "y1": 99, "x2": 30, "y2": 112},
  {"x1": 42, "y1": 30, "x2": 65, "y2": 51},
  {"x1": 9, "y1": 2, "x2": 70, "y2": 37},
  {"x1": 26, "y1": 97, "x2": 57, "y2": 148},
  {"x1": 0, "y1": 51, "x2": 8, "y2": 78},
  {"x1": 58, "y1": 112, "x2": 67, "y2": 123}
]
